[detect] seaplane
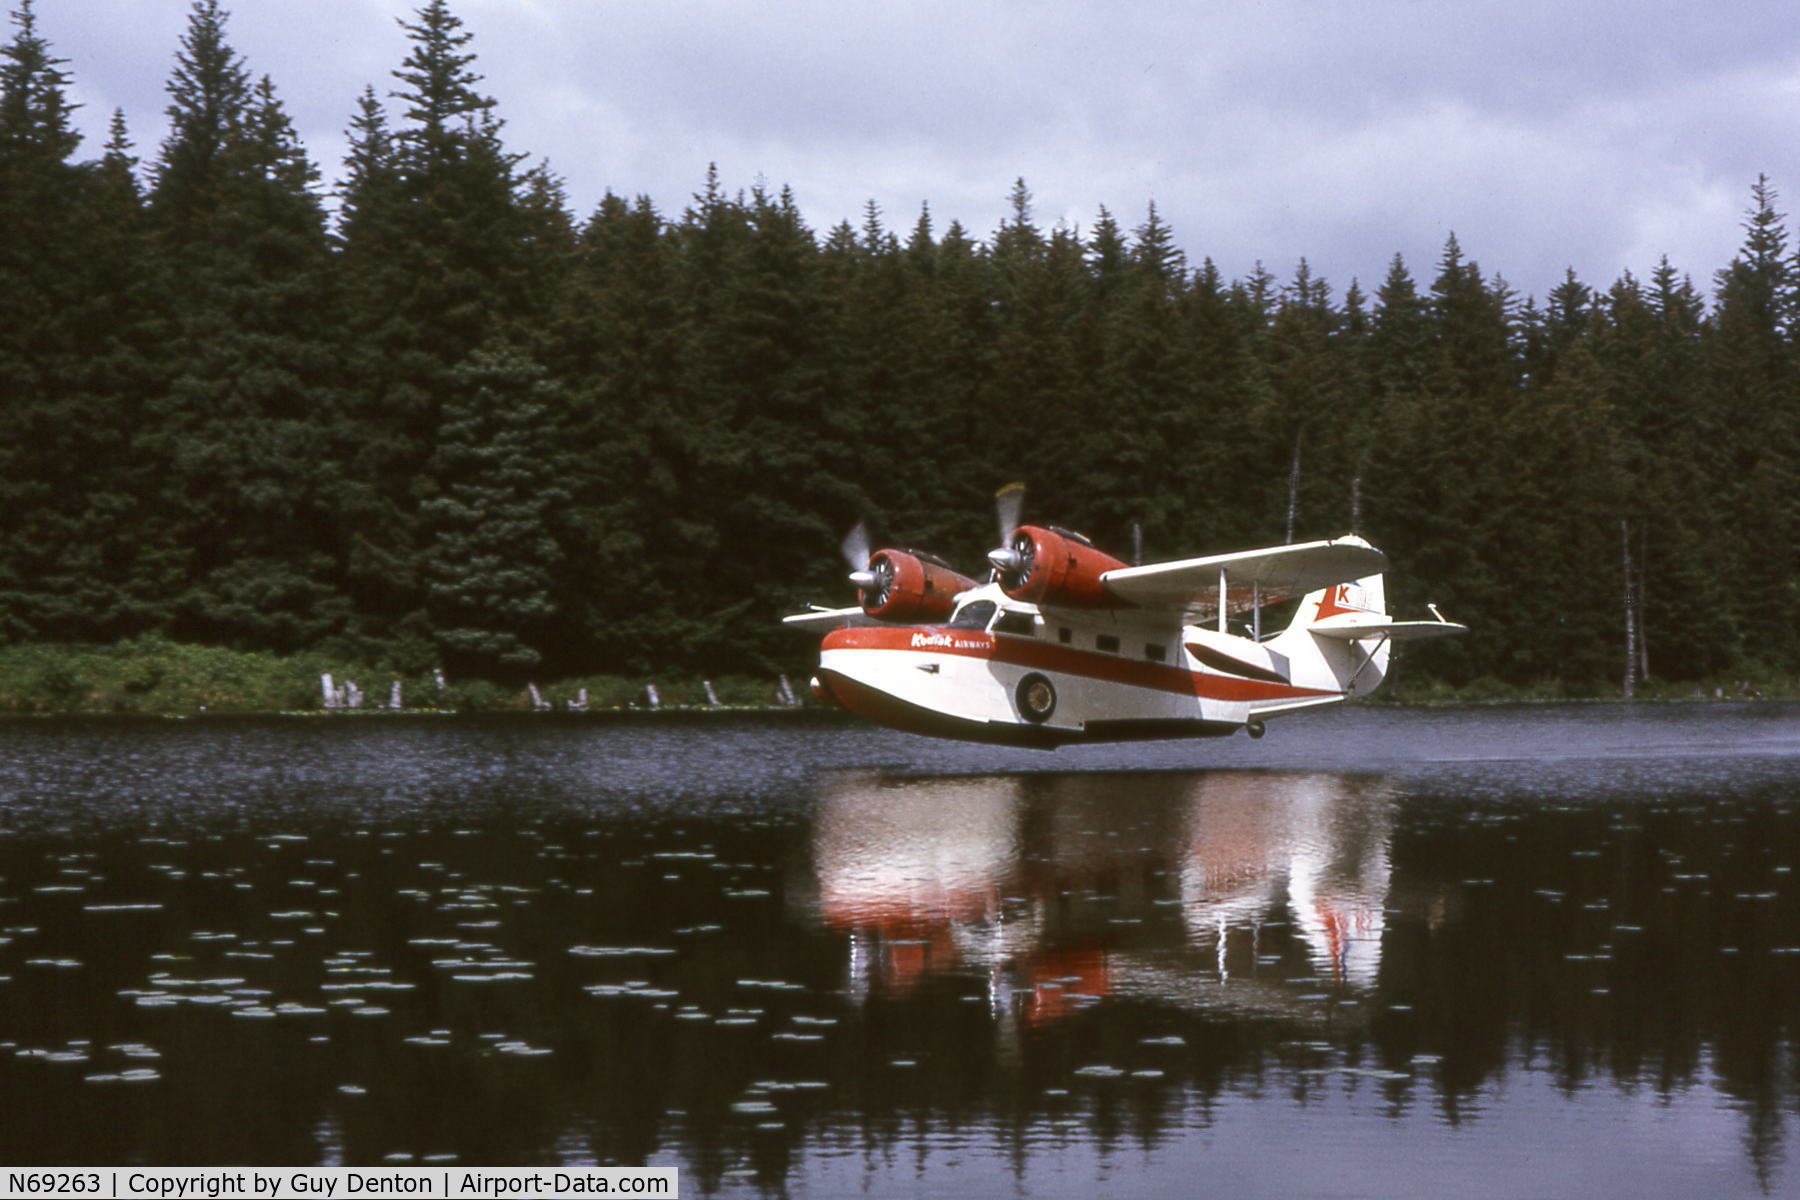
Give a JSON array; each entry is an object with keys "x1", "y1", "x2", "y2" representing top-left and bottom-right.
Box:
[{"x1": 783, "y1": 485, "x2": 1466, "y2": 748}]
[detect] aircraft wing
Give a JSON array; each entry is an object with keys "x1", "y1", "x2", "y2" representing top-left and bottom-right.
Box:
[
  {"x1": 781, "y1": 605, "x2": 879, "y2": 632},
  {"x1": 1100, "y1": 535, "x2": 1389, "y2": 622}
]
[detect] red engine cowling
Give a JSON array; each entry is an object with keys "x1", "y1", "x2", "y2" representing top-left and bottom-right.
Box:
[
  {"x1": 860, "y1": 549, "x2": 978, "y2": 623},
  {"x1": 997, "y1": 525, "x2": 1128, "y2": 609}
]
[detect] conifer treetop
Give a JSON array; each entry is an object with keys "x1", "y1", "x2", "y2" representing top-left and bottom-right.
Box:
[
  {"x1": 391, "y1": 0, "x2": 499, "y2": 157},
  {"x1": 0, "y1": 0, "x2": 80, "y2": 164}
]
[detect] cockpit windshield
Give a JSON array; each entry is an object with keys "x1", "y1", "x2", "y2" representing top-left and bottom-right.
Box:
[{"x1": 948, "y1": 600, "x2": 997, "y2": 630}]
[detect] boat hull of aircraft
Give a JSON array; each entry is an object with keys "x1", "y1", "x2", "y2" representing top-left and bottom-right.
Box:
[{"x1": 813, "y1": 622, "x2": 1339, "y2": 748}]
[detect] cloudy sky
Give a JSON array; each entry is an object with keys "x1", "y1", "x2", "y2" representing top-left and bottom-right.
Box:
[{"x1": 38, "y1": 0, "x2": 1800, "y2": 302}]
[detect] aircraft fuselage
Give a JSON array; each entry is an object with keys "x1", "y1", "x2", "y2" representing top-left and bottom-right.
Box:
[{"x1": 812, "y1": 586, "x2": 1343, "y2": 748}]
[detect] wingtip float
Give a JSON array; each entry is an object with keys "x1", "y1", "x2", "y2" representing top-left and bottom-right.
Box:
[{"x1": 785, "y1": 492, "x2": 1465, "y2": 749}]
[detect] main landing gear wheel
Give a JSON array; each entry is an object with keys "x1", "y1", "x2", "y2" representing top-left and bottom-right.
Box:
[{"x1": 1015, "y1": 673, "x2": 1057, "y2": 723}]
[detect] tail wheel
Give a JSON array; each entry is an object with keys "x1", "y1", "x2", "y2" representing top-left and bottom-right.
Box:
[
  {"x1": 1246, "y1": 719, "x2": 1266, "y2": 739},
  {"x1": 1015, "y1": 673, "x2": 1057, "y2": 723}
]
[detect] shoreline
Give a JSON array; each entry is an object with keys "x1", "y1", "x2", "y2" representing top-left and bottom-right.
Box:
[
  {"x1": 0, "y1": 636, "x2": 1792, "y2": 719},
  {"x1": 0, "y1": 692, "x2": 1790, "y2": 722}
]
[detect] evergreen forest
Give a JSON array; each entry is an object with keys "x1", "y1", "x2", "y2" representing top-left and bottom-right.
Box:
[{"x1": 2, "y1": 0, "x2": 1797, "y2": 702}]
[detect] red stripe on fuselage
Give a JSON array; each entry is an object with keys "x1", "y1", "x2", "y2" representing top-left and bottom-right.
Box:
[{"x1": 822, "y1": 626, "x2": 1338, "y2": 704}]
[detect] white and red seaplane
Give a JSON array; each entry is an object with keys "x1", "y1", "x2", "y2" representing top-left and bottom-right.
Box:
[{"x1": 784, "y1": 486, "x2": 1465, "y2": 748}]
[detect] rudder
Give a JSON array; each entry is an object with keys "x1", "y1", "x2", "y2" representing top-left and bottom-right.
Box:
[{"x1": 1271, "y1": 573, "x2": 1394, "y2": 699}]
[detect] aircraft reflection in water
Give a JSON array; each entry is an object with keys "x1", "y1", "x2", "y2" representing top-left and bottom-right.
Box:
[{"x1": 804, "y1": 770, "x2": 1395, "y2": 1026}]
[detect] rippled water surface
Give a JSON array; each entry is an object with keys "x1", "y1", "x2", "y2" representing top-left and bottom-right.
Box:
[{"x1": 1, "y1": 704, "x2": 1797, "y2": 1197}]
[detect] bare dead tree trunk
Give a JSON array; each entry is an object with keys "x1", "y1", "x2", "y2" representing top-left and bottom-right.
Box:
[
  {"x1": 1622, "y1": 519, "x2": 1638, "y2": 699},
  {"x1": 1285, "y1": 430, "x2": 1303, "y2": 544},
  {"x1": 1636, "y1": 524, "x2": 1650, "y2": 682}
]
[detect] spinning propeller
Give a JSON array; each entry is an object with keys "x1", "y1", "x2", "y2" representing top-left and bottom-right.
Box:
[
  {"x1": 987, "y1": 482, "x2": 1035, "y2": 589},
  {"x1": 830, "y1": 484, "x2": 1119, "y2": 620},
  {"x1": 841, "y1": 518, "x2": 968, "y2": 620},
  {"x1": 841, "y1": 520, "x2": 889, "y2": 606},
  {"x1": 995, "y1": 481, "x2": 1025, "y2": 547}
]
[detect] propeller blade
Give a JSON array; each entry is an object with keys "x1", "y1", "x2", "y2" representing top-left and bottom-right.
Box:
[
  {"x1": 995, "y1": 482, "x2": 1025, "y2": 547},
  {"x1": 839, "y1": 520, "x2": 871, "y2": 573}
]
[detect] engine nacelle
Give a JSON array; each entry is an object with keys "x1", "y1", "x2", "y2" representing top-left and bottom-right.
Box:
[
  {"x1": 997, "y1": 525, "x2": 1129, "y2": 609},
  {"x1": 860, "y1": 549, "x2": 978, "y2": 623}
]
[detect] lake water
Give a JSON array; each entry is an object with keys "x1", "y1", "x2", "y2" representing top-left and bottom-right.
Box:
[{"x1": 1, "y1": 704, "x2": 1796, "y2": 1197}]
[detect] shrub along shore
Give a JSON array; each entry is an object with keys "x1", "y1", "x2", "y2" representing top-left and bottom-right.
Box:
[
  {"x1": 0, "y1": 639, "x2": 1790, "y2": 718},
  {"x1": 0, "y1": 638, "x2": 800, "y2": 716}
]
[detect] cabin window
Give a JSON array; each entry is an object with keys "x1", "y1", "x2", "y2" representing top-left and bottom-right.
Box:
[
  {"x1": 1058, "y1": 627, "x2": 1072, "y2": 645},
  {"x1": 949, "y1": 601, "x2": 996, "y2": 630},
  {"x1": 1144, "y1": 643, "x2": 1167, "y2": 662},
  {"x1": 1096, "y1": 634, "x2": 1120, "y2": 654},
  {"x1": 993, "y1": 611, "x2": 1036, "y2": 637}
]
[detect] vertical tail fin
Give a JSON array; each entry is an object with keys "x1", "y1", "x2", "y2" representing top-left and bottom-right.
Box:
[
  {"x1": 1270, "y1": 574, "x2": 1393, "y2": 698},
  {"x1": 1290, "y1": 575, "x2": 1387, "y2": 629}
]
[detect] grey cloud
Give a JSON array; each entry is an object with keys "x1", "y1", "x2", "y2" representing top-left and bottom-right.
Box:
[{"x1": 41, "y1": 0, "x2": 1800, "y2": 299}]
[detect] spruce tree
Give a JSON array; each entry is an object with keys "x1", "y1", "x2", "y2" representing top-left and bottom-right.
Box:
[
  {"x1": 1529, "y1": 268, "x2": 1594, "y2": 387},
  {"x1": 1709, "y1": 178, "x2": 1800, "y2": 669},
  {"x1": 336, "y1": 87, "x2": 400, "y2": 256},
  {"x1": 0, "y1": 0, "x2": 79, "y2": 638},
  {"x1": 1428, "y1": 233, "x2": 1514, "y2": 400},
  {"x1": 1265, "y1": 259, "x2": 1346, "y2": 546},
  {"x1": 0, "y1": 3, "x2": 167, "y2": 642},
  {"x1": 385, "y1": 0, "x2": 537, "y2": 344},
  {"x1": 815, "y1": 199, "x2": 922, "y2": 542},
  {"x1": 1368, "y1": 253, "x2": 1430, "y2": 402},
  {"x1": 421, "y1": 348, "x2": 571, "y2": 677},
  {"x1": 0, "y1": 0, "x2": 82, "y2": 402},
  {"x1": 1360, "y1": 238, "x2": 1520, "y2": 681},
  {"x1": 1080, "y1": 204, "x2": 1192, "y2": 555},
  {"x1": 145, "y1": 2, "x2": 345, "y2": 652},
  {"x1": 1173, "y1": 259, "x2": 1269, "y2": 550},
  {"x1": 151, "y1": 0, "x2": 249, "y2": 213},
  {"x1": 1500, "y1": 299, "x2": 1623, "y2": 685},
  {"x1": 892, "y1": 215, "x2": 1001, "y2": 557},
  {"x1": 1336, "y1": 278, "x2": 1375, "y2": 532},
  {"x1": 543, "y1": 191, "x2": 686, "y2": 673},
  {"x1": 1592, "y1": 267, "x2": 1717, "y2": 681},
  {"x1": 336, "y1": 0, "x2": 560, "y2": 663},
  {"x1": 0, "y1": 0, "x2": 75, "y2": 163},
  {"x1": 980, "y1": 183, "x2": 1098, "y2": 538},
  {"x1": 662, "y1": 180, "x2": 854, "y2": 670}
]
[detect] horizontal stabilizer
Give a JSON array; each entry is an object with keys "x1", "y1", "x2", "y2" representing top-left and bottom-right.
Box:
[
  {"x1": 781, "y1": 605, "x2": 880, "y2": 632},
  {"x1": 1309, "y1": 616, "x2": 1467, "y2": 642}
]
